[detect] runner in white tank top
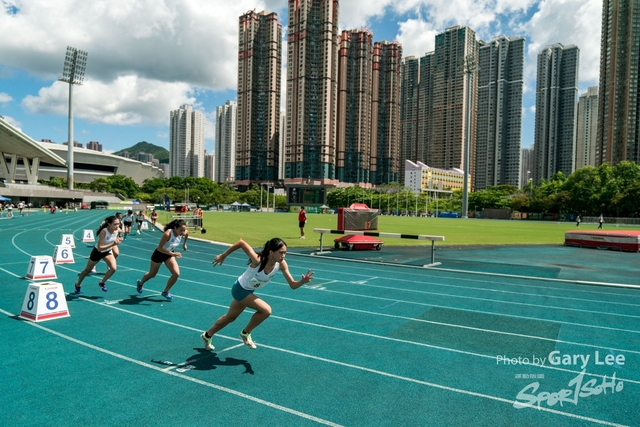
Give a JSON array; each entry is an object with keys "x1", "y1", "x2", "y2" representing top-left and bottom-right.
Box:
[
  {"x1": 74, "y1": 215, "x2": 123, "y2": 295},
  {"x1": 136, "y1": 219, "x2": 189, "y2": 300},
  {"x1": 200, "y1": 238, "x2": 314, "y2": 350}
]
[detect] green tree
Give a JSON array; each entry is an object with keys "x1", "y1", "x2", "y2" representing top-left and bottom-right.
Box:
[
  {"x1": 89, "y1": 177, "x2": 109, "y2": 193},
  {"x1": 106, "y1": 175, "x2": 139, "y2": 198},
  {"x1": 42, "y1": 176, "x2": 67, "y2": 188}
]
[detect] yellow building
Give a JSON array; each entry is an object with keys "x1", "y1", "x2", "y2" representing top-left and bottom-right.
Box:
[{"x1": 404, "y1": 160, "x2": 469, "y2": 193}]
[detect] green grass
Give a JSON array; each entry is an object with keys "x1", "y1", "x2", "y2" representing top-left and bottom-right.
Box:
[{"x1": 166, "y1": 211, "x2": 637, "y2": 248}]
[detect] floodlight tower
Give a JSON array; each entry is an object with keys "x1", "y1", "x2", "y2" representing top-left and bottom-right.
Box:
[
  {"x1": 462, "y1": 53, "x2": 476, "y2": 219},
  {"x1": 59, "y1": 46, "x2": 88, "y2": 190}
]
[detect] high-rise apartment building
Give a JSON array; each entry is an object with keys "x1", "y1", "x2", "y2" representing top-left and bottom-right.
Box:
[
  {"x1": 428, "y1": 26, "x2": 478, "y2": 187},
  {"x1": 399, "y1": 56, "x2": 420, "y2": 179},
  {"x1": 86, "y1": 141, "x2": 102, "y2": 152},
  {"x1": 279, "y1": 111, "x2": 285, "y2": 180},
  {"x1": 215, "y1": 101, "x2": 237, "y2": 183},
  {"x1": 236, "y1": 10, "x2": 282, "y2": 188},
  {"x1": 533, "y1": 44, "x2": 579, "y2": 183},
  {"x1": 475, "y1": 36, "x2": 524, "y2": 190},
  {"x1": 204, "y1": 150, "x2": 215, "y2": 181},
  {"x1": 520, "y1": 146, "x2": 534, "y2": 188},
  {"x1": 336, "y1": 29, "x2": 373, "y2": 183},
  {"x1": 596, "y1": 0, "x2": 640, "y2": 165},
  {"x1": 399, "y1": 53, "x2": 434, "y2": 180},
  {"x1": 371, "y1": 40, "x2": 402, "y2": 184},
  {"x1": 285, "y1": 0, "x2": 339, "y2": 182},
  {"x1": 576, "y1": 86, "x2": 599, "y2": 168},
  {"x1": 169, "y1": 104, "x2": 204, "y2": 178}
]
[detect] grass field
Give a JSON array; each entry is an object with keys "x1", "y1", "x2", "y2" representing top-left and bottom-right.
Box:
[{"x1": 157, "y1": 211, "x2": 636, "y2": 248}]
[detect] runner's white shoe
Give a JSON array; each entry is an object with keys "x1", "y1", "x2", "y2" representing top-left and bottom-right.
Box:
[{"x1": 240, "y1": 331, "x2": 257, "y2": 349}]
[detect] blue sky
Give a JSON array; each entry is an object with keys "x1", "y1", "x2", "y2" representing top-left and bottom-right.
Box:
[{"x1": 0, "y1": 0, "x2": 601, "y2": 154}]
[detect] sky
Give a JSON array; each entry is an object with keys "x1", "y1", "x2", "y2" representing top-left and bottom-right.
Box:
[{"x1": 0, "y1": 0, "x2": 602, "y2": 155}]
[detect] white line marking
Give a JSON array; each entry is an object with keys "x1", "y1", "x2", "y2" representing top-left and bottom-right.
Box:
[
  {"x1": 2, "y1": 307, "x2": 629, "y2": 427},
  {"x1": 216, "y1": 343, "x2": 245, "y2": 354},
  {"x1": 74, "y1": 295, "x2": 640, "y2": 386},
  {"x1": 0, "y1": 308, "x2": 343, "y2": 427}
]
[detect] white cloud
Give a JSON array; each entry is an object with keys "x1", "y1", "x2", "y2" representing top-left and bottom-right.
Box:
[
  {"x1": 396, "y1": 19, "x2": 438, "y2": 57},
  {"x1": 0, "y1": 0, "x2": 276, "y2": 90},
  {"x1": 2, "y1": 115, "x2": 22, "y2": 131},
  {"x1": 520, "y1": 0, "x2": 601, "y2": 84},
  {"x1": 22, "y1": 76, "x2": 196, "y2": 125},
  {"x1": 0, "y1": 92, "x2": 13, "y2": 103},
  {"x1": 339, "y1": 0, "x2": 394, "y2": 29}
]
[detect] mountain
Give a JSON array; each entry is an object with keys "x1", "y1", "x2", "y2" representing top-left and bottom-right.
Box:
[{"x1": 115, "y1": 141, "x2": 169, "y2": 163}]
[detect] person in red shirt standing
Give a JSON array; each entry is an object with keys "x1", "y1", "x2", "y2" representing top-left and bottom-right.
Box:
[{"x1": 298, "y1": 206, "x2": 307, "y2": 239}]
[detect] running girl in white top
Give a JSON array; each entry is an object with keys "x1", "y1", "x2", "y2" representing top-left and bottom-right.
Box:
[
  {"x1": 122, "y1": 210, "x2": 134, "y2": 239},
  {"x1": 200, "y1": 238, "x2": 314, "y2": 350},
  {"x1": 136, "y1": 219, "x2": 189, "y2": 300},
  {"x1": 74, "y1": 215, "x2": 122, "y2": 294},
  {"x1": 135, "y1": 211, "x2": 144, "y2": 234}
]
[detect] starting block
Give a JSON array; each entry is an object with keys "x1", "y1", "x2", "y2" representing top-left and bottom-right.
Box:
[
  {"x1": 20, "y1": 282, "x2": 70, "y2": 322},
  {"x1": 61, "y1": 234, "x2": 76, "y2": 248},
  {"x1": 82, "y1": 229, "x2": 95, "y2": 242},
  {"x1": 53, "y1": 245, "x2": 75, "y2": 264},
  {"x1": 26, "y1": 256, "x2": 57, "y2": 280}
]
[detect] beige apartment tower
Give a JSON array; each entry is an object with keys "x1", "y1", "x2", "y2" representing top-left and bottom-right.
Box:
[
  {"x1": 285, "y1": 0, "x2": 339, "y2": 182},
  {"x1": 236, "y1": 10, "x2": 282, "y2": 188},
  {"x1": 576, "y1": 86, "x2": 599, "y2": 168},
  {"x1": 336, "y1": 29, "x2": 373, "y2": 183},
  {"x1": 371, "y1": 40, "x2": 402, "y2": 184},
  {"x1": 169, "y1": 104, "x2": 204, "y2": 178}
]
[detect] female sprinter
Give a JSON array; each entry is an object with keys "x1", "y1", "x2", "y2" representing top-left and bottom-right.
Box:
[
  {"x1": 200, "y1": 238, "x2": 314, "y2": 350},
  {"x1": 136, "y1": 219, "x2": 189, "y2": 300},
  {"x1": 150, "y1": 209, "x2": 158, "y2": 231},
  {"x1": 74, "y1": 216, "x2": 122, "y2": 294},
  {"x1": 135, "y1": 210, "x2": 144, "y2": 234},
  {"x1": 122, "y1": 209, "x2": 134, "y2": 240}
]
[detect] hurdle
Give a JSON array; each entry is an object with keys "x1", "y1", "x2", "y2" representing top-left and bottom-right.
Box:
[
  {"x1": 313, "y1": 228, "x2": 445, "y2": 267},
  {"x1": 171, "y1": 214, "x2": 202, "y2": 229}
]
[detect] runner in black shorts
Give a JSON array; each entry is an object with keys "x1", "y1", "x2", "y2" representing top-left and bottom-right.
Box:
[
  {"x1": 74, "y1": 215, "x2": 122, "y2": 294},
  {"x1": 135, "y1": 210, "x2": 144, "y2": 234},
  {"x1": 122, "y1": 209, "x2": 134, "y2": 240},
  {"x1": 136, "y1": 219, "x2": 189, "y2": 300}
]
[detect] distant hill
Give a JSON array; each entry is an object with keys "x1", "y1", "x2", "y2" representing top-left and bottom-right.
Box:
[{"x1": 115, "y1": 141, "x2": 169, "y2": 163}]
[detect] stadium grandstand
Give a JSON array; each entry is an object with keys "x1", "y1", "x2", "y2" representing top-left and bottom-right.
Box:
[{"x1": 0, "y1": 116, "x2": 163, "y2": 207}]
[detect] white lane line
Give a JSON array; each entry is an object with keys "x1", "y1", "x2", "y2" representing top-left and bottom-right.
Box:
[
  {"x1": 76, "y1": 296, "x2": 640, "y2": 385},
  {"x1": 50, "y1": 264, "x2": 640, "y2": 358},
  {"x1": 115, "y1": 252, "x2": 640, "y2": 329},
  {"x1": 0, "y1": 308, "x2": 343, "y2": 427},
  {"x1": 294, "y1": 285, "x2": 640, "y2": 320},
  {"x1": 292, "y1": 252, "x2": 640, "y2": 295},
  {"x1": 1, "y1": 306, "x2": 629, "y2": 427}
]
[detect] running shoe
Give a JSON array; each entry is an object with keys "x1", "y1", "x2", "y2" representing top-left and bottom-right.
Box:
[
  {"x1": 240, "y1": 331, "x2": 257, "y2": 349},
  {"x1": 99, "y1": 282, "x2": 108, "y2": 292},
  {"x1": 161, "y1": 291, "x2": 173, "y2": 300},
  {"x1": 73, "y1": 285, "x2": 82, "y2": 295},
  {"x1": 136, "y1": 279, "x2": 143, "y2": 294},
  {"x1": 136, "y1": 230, "x2": 141, "y2": 234},
  {"x1": 200, "y1": 333, "x2": 215, "y2": 351}
]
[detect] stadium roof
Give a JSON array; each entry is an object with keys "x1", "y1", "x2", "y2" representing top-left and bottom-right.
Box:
[{"x1": 0, "y1": 117, "x2": 67, "y2": 167}]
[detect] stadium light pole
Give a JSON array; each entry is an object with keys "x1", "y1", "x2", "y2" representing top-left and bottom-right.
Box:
[
  {"x1": 59, "y1": 46, "x2": 88, "y2": 190},
  {"x1": 462, "y1": 53, "x2": 476, "y2": 219}
]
